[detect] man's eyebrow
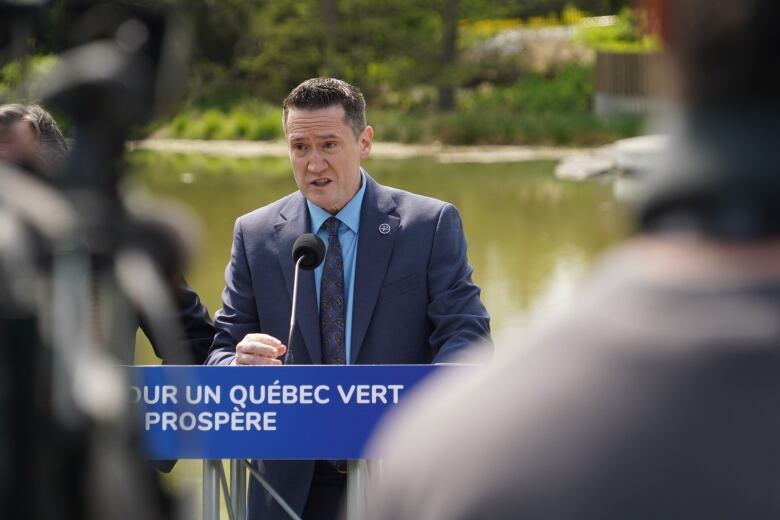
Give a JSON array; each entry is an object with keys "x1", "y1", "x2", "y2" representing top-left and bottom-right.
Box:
[{"x1": 288, "y1": 132, "x2": 341, "y2": 142}]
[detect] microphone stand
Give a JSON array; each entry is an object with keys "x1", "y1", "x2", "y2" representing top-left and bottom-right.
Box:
[{"x1": 285, "y1": 256, "x2": 304, "y2": 365}]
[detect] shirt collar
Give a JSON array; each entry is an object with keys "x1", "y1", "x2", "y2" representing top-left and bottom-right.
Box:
[{"x1": 307, "y1": 168, "x2": 367, "y2": 234}]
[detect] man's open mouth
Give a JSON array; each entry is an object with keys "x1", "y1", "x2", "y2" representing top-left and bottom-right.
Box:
[{"x1": 311, "y1": 178, "x2": 331, "y2": 187}]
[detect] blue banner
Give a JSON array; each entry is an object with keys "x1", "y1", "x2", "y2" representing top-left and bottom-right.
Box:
[{"x1": 129, "y1": 365, "x2": 454, "y2": 460}]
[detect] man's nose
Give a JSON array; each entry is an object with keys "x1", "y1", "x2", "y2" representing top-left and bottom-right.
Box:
[{"x1": 307, "y1": 150, "x2": 327, "y2": 173}]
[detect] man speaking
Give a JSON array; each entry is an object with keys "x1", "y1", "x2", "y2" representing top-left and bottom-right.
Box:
[{"x1": 206, "y1": 78, "x2": 491, "y2": 519}]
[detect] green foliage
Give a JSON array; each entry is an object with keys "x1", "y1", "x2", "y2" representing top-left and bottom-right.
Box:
[
  {"x1": 393, "y1": 110, "x2": 641, "y2": 146},
  {"x1": 6, "y1": 0, "x2": 644, "y2": 146},
  {"x1": 370, "y1": 63, "x2": 642, "y2": 145},
  {"x1": 188, "y1": 0, "x2": 254, "y2": 65},
  {"x1": 577, "y1": 8, "x2": 660, "y2": 53},
  {"x1": 231, "y1": 0, "x2": 444, "y2": 102},
  {"x1": 459, "y1": 5, "x2": 588, "y2": 48},
  {"x1": 371, "y1": 111, "x2": 427, "y2": 143},
  {"x1": 0, "y1": 55, "x2": 59, "y2": 103},
  {"x1": 235, "y1": 1, "x2": 326, "y2": 102},
  {"x1": 184, "y1": 62, "x2": 249, "y2": 111},
  {"x1": 156, "y1": 105, "x2": 283, "y2": 141},
  {"x1": 561, "y1": 5, "x2": 588, "y2": 25},
  {"x1": 154, "y1": 62, "x2": 642, "y2": 146},
  {"x1": 0, "y1": 54, "x2": 74, "y2": 135},
  {"x1": 127, "y1": 150, "x2": 293, "y2": 181},
  {"x1": 460, "y1": 65, "x2": 593, "y2": 113},
  {"x1": 459, "y1": 18, "x2": 522, "y2": 45},
  {"x1": 500, "y1": 0, "x2": 630, "y2": 18}
]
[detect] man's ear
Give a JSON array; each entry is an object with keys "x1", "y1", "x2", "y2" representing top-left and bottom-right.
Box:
[{"x1": 359, "y1": 126, "x2": 373, "y2": 160}]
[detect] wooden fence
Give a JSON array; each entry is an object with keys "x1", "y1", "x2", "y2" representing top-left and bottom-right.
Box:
[{"x1": 594, "y1": 51, "x2": 665, "y2": 115}]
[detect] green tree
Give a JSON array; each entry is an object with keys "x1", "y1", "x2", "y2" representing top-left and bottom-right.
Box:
[
  {"x1": 231, "y1": 0, "x2": 442, "y2": 103},
  {"x1": 189, "y1": 0, "x2": 254, "y2": 66}
]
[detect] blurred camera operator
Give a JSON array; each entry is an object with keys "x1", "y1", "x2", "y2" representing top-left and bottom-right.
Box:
[
  {"x1": 0, "y1": 102, "x2": 216, "y2": 367},
  {"x1": 368, "y1": 1, "x2": 780, "y2": 519}
]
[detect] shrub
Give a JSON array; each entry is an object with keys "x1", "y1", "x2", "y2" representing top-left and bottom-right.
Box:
[
  {"x1": 198, "y1": 110, "x2": 223, "y2": 140},
  {"x1": 375, "y1": 108, "x2": 642, "y2": 147},
  {"x1": 227, "y1": 108, "x2": 255, "y2": 139},
  {"x1": 158, "y1": 104, "x2": 282, "y2": 140},
  {"x1": 577, "y1": 8, "x2": 660, "y2": 53},
  {"x1": 460, "y1": 64, "x2": 593, "y2": 114},
  {"x1": 250, "y1": 111, "x2": 283, "y2": 140}
]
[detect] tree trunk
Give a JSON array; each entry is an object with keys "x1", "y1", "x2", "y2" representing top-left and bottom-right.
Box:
[
  {"x1": 320, "y1": 0, "x2": 340, "y2": 76},
  {"x1": 438, "y1": 0, "x2": 458, "y2": 111}
]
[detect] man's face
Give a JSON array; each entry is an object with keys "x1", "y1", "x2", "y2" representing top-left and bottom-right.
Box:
[
  {"x1": 286, "y1": 105, "x2": 373, "y2": 214},
  {"x1": 0, "y1": 120, "x2": 40, "y2": 169}
]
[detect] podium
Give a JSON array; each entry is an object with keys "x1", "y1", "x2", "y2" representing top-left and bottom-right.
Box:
[{"x1": 130, "y1": 365, "x2": 452, "y2": 519}]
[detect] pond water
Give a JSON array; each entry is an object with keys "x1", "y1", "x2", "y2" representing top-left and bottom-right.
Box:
[{"x1": 127, "y1": 150, "x2": 630, "y2": 506}]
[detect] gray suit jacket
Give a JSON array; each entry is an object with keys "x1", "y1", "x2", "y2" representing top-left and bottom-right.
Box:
[{"x1": 207, "y1": 174, "x2": 491, "y2": 519}]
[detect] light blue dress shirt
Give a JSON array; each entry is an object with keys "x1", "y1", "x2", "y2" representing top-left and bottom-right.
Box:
[{"x1": 306, "y1": 170, "x2": 367, "y2": 364}]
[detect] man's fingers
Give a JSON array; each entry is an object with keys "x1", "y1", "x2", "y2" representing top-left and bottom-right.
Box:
[
  {"x1": 235, "y1": 352, "x2": 283, "y2": 366},
  {"x1": 241, "y1": 333, "x2": 283, "y2": 347},
  {"x1": 237, "y1": 340, "x2": 285, "y2": 358},
  {"x1": 234, "y1": 333, "x2": 287, "y2": 366},
  {"x1": 235, "y1": 334, "x2": 287, "y2": 367}
]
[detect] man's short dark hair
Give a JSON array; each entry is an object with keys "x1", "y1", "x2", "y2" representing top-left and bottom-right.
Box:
[
  {"x1": 282, "y1": 78, "x2": 367, "y2": 139},
  {"x1": 0, "y1": 103, "x2": 68, "y2": 170},
  {"x1": 661, "y1": 0, "x2": 780, "y2": 104}
]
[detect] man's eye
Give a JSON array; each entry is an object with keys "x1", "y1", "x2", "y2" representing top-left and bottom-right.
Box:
[
  {"x1": 323, "y1": 142, "x2": 337, "y2": 150},
  {"x1": 293, "y1": 144, "x2": 307, "y2": 152}
]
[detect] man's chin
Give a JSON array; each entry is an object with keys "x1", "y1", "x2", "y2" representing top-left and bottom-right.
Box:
[{"x1": 305, "y1": 194, "x2": 338, "y2": 213}]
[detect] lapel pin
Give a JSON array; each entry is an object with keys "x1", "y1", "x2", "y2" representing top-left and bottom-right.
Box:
[{"x1": 378, "y1": 223, "x2": 391, "y2": 235}]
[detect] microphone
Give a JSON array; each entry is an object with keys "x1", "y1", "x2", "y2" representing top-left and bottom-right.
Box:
[
  {"x1": 286, "y1": 233, "x2": 325, "y2": 364},
  {"x1": 292, "y1": 233, "x2": 326, "y2": 270}
]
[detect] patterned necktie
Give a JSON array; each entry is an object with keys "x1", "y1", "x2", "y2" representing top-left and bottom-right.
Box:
[{"x1": 320, "y1": 217, "x2": 346, "y2": 365}]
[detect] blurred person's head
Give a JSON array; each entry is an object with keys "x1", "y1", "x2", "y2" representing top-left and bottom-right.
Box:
[
  {"x1": 645, "y1": 0, "x2": 780, "y2": 106},
  {"x1": 0, "y1": 103, "x2": 67, "y2": 175},
  {"x1": 281, "y1": 78, "x2": 373, "y2": 214},
  {"x1": 638, "y1": 0, "x2": 780, "y2": 238}
]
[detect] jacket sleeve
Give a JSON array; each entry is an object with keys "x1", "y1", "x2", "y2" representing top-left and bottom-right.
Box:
[
  {"x1": 206, "y1": 217, "x2": 261, "y2": 365},
  {"x1": 139, "y1": 278, "x2": 216, "y2": 365},
  {"x1": 427, "y1": 203, "x2": 492, "y2": 362}
]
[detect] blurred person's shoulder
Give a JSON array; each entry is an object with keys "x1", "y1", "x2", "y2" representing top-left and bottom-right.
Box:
[{"x1": 367, "y1": 237, "x2": 780, "y2": 520}]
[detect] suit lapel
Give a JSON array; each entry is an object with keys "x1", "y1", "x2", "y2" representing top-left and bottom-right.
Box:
[
  {"x1": 275, "y1": 194, "x2": 322, "y2": 364},
  {"x1": 351, "y1": 176, "x2": 399, "y2": 363}
]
